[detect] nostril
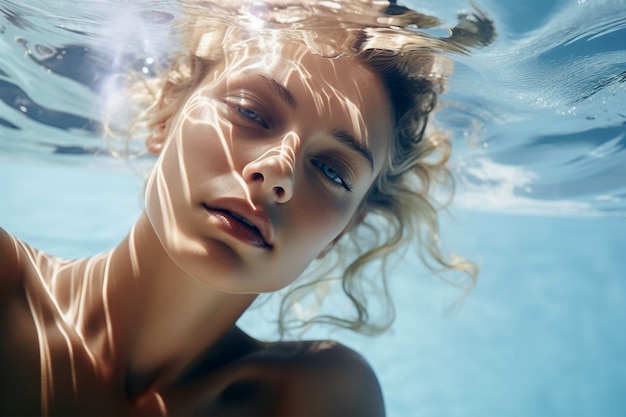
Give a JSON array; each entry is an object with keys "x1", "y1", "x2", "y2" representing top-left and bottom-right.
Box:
[{"x1": 243, "y1": 162, "x2": 293, "y2": 203}]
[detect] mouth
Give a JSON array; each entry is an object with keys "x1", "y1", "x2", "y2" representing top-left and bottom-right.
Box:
[{"x1": 202, "y1": 203, "x2": 273, "y2": 249}]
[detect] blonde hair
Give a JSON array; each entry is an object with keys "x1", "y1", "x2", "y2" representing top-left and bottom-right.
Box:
[{"x1": 116, "y1": 1, "x2": 495, "y2": 336}]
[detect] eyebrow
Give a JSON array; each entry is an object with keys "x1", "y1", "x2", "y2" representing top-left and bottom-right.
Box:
[
  {"x1": 257, "y1": 74, "x2": 298, "y2": 108},
  {"x1": 330, "y1": 129, "x2": 374, "y2": 172},
  {"x1": 248, "y1": 73, "x2": 374, "y2": 171}
]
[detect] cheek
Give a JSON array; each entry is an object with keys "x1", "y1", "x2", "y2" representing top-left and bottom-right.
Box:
[
  {"x1": 291, "y1": 189, "x2": 359, "y2": 253},
  {"x1": 268, "y1": 208, "x2": 352, "y2": 292},
  {"x1": 172, "y1": 111, "x2": 238, "y2": 179}
]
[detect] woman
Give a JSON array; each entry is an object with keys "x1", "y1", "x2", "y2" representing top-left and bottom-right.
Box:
[{"x1": 0, "y1": 0, "x2": 493, "y2": 415}]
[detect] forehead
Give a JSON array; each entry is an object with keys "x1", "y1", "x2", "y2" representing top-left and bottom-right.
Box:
[{"x1": 205, "y1": 38, "x2": 394, "y2": 171}]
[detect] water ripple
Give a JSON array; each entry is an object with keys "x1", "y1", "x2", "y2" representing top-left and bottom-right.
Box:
[
  {"x1": 441, "y1": 0, "x2": 626, "y2": 216},
  {"x1": 1, "y1": 0, "x2": 625, "y2": 216}
]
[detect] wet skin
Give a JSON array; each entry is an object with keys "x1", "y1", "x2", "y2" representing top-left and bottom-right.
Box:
[
  {"x1": 145, "y1": 40, "x2": 392, "y2": 293},
  {"x1": 0, "y1": 40, "x2": 392, "y2": 416}
]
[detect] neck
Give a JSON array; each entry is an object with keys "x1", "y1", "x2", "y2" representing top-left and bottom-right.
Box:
[{"x1": 56, "y1": 212, "x2": 258, "y2": 397}]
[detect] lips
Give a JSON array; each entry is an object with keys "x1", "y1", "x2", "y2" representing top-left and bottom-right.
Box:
[{"x1": 202, "y1": 201, "x2": 273, "y2": 249}]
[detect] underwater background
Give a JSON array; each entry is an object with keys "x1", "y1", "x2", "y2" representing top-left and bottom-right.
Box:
[{"x1": 1, "y1": 0, "x2": 625, "y2": 416}]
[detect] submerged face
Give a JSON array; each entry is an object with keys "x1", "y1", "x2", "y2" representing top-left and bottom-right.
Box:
[{"x1": 145, "y1": 39, "x2": 393, "y2": 293}]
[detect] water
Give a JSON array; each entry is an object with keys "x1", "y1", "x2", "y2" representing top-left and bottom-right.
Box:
[
  {"x1": 1, "y1": 0, "x2": 625, "y2": 416},
  {"x1": 440, "y1": 0, "x2": 626, "y2": 216}
]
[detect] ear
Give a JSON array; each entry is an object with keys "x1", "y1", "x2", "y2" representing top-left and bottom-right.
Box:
[
  {"x1": 316, "y1": 211, "x2": 367, "y2": 259},
  {"x1": 145, "y1": 81, "x2": 178, "y2": 155},
  {"x1": 145, "y1": 120, "x2": 167, "y2": 155}
]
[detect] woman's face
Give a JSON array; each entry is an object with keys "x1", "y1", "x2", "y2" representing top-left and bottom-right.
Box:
[{"x1": 145, "y1": 40, "x2": 393, "y2": 293}]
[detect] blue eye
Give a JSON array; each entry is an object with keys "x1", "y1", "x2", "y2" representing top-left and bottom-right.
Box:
[
  {"x1": 311, "y1": 159, "x2": 352, "y2": 192},
  {"x1": 237, "y1": 106, "x2": 269, "y2": 129}
]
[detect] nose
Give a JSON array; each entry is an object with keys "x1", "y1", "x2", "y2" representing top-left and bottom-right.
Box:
[{"x1": 242, "y1": 140, "x2": 296, "y2": 204}]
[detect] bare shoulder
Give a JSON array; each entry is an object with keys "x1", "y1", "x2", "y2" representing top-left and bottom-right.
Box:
[
  {"x1": 262, "y1": 339, "x2": 386, "y2": 417},
  {"x1": 0, "y1": 227, "x2": 25, "y2": 295}
]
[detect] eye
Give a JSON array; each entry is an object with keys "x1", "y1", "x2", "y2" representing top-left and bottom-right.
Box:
[
  {"x1": 236, "y1": 106, "x2": 269, "y2": 129},
  {"x1": 224, "y1": 95, "x2": 270, "y2": 129},
  {"x1": 311, "y1": 159, "x2": 352, "y2": 192}
]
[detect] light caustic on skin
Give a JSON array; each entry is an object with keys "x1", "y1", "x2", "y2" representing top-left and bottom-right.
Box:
[
  {"x1": 201, "y1": 43, "x2": 367, "y2": 188},
  {"x1": 14, "y1": 238, "x2": 110, "y2": 414},
  {"x1": 15, "y1": 232, "x2": 168, "y2": 415}
]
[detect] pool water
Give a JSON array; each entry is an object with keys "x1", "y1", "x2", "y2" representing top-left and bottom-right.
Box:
[{"x1": 1, "y1": 1, "x2": 625, "y2": 416}]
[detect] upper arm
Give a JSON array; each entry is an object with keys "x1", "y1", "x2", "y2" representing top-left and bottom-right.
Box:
[
  {"x1": 0, "y1": 228, "x2": 24, "y2": 295},
  {"x1": 276, "y1": 341, "x2": 385, "y2": 417}
]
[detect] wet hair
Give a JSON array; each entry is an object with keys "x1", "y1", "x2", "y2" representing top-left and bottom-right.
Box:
[
  {"x1": 117, "y1": 1, "x2": 496, "y2": 336},
  {"x1": 277, "y1": 5, "x2": 495, "y2": 335}
]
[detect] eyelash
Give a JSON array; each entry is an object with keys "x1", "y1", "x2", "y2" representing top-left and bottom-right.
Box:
[
  {"x1": 236, "y1": 106, "x2": 269, "y2": 129},
  {"x1": 224, "y1": 95, "x2": 270, "y2": 130},
  {"x1": 311, "y1": 159, "x2": 352, "y2": 192}
]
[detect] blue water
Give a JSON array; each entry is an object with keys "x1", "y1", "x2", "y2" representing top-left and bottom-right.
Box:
[{"x1": 1, "y1": 1, "x2": 625, "y2": 416}]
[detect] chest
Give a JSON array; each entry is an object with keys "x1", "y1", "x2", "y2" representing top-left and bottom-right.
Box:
[
  {"x1": 0, "y1": 283, "x2": 131, "y2": 415},
  {"x1": 0, "y1": 288, "x2": 285, "y2": 416}
]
